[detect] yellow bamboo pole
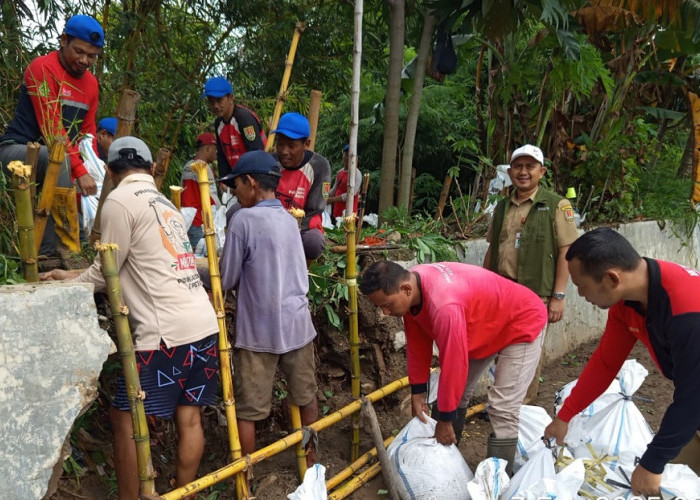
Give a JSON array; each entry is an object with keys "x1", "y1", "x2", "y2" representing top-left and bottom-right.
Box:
[
  {"x1": 343, "y1": 214, "x2": 361, "y2": 461},
  {"x1": 98, "y1": 242, "x2": 157, "y2": 496},
  {"x1": 34, "y1": 139, "x2": 66, "y2": 254},
  {"x1": 190, "y1": 161, "x2": 249, "y2": 499},
  {"x1": 160, "y1": 376, "x2": 410, "y2": 499},
  {"x1": 328, "y1": 462, "x2": 382, "y2": 500},
  {"x1": 290, "y1": 404, "x2": 307, "y2": 480},
  {"x1": 265, "y1": 22, "x2": 306, "y2": 152},
  {"x1": 326, "y1": 436, "x2": 394, "y2": 491},
  {"x1": 9, "y1": 162, "x2": 38, "y2": 282},
  {"x1": 307, "y1": 90, "x2": 322, "y2": 152},
  {"x1": 169, "y1": 186, "x2": 183, "y2": 210},
  {"x1": 26, "y1": 142, "x2": 40, "y2": 202}
]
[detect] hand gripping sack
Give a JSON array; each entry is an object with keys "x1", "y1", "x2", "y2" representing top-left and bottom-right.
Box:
[{"x1": 386, "y1": 415, "x2": 473, "y2": 499}]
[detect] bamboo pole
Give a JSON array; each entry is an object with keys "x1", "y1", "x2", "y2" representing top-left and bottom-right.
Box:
[
  {"x1": 153, "y1": 148, "x2": 171, "y2": 191},
  {"x1": 169, "y1": 186, "x2": 183, "y2": 210},
  {"x1": 307, "y1": 90, "x2": 322, "y2": 151},
  {"x1": 9, "y1": 162, "x2": 38, "y2": 282},
  {"x1": 355, "y1": 173, "x2": 370, "y2": 245},
  {"x1": 34, "y1": 139, "x2": 66, "y2": 254},
  {"x1": 328, "y1": 463, "x2": 382, "y2": 500},
  {"x1": 190, "y1": 161, "x2": 249, "y2": 499},
  {"x1": 347, "y1": 0, "x2": 364, "y2": 463},
  {"x1": 26, "y1": 142, "x2": 40, "y2": 202},
  {"x1": 265, "y1": 22, "x2": 306, "y2": 152},
  {"x1": 98, "y1": 242, "x2": 157, "y2": 496},
  {"x1": 325, "y1": 436, "x2": 394, "y2": 491},
  {"x1": 290, "y1": 404, "x2": 308, "y2": 480},
  {"x1": 90, "y1": 89, "x2": 140, "y2": 245},
  {"x1": 434, "y1": 174, "x2": 453, "y2": 221},
  {"x1": 160, "y1": 376, "x2": 410, "y2": 499}
]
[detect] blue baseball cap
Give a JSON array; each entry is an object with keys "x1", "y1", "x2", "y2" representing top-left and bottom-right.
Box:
[
  {"x1": 217, "y1": 151, "x2": 281, "y2": 187},
  {"x1": 64, "y1": 15, "x2": 104, "y2": 48},
  {"x1": 97, "y1": 117, "x2": 117, "y2": 136},
  {"x1": 270, "y1": 112, "x2": 310, "y2": 140},
  {"x1": 202, "y1": 77, "x2": 233, "y2": 98}
]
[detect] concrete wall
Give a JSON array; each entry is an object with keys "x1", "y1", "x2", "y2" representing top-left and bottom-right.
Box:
[{"x1": 459, "y1": 220, "x2": 700, "y2": 363}]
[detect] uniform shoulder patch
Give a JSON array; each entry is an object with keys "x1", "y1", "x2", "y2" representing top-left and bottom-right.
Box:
[
  {"x1": 322, "y1": 182, "x2": 331, "y2": 199},
  {"x1": 243, "y1": 125, "x2": 256, "y2": 141},
  {"x1": 561, "y1": 203, "x2": 574, "y2": 222}
]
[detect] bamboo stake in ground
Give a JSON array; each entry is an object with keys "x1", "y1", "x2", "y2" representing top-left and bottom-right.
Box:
[
  {"x1": 307, "y1": 90, "x2": 322, "y2": 152},
  {"x1": 265, "y1": 22, "x2": 306, "y2": 152},
  {"x1": 169, "y1": 186, "x2": 183, "y2": 210},
  {"x1": 362, "y1": 398, "x2": 409, "y2": 500},
  {"x1": 289, "y1": 404, "x2": 308, "y2": 481},
  {"x1": 190, "y1": 161, "x2": 249, "y2": 499},
  {"x1": 25, "y1": 142, "x2": 41, "y2": 201},
  {"x1": 153, "y1": 148, "x2": 171, "y2": 191},
  {"x1": 33, "y1": 139, "x2": 66, "y2": 255},
  {"x1": 9, "y1": 161, "x2": 38, "y2": 282},
  {"x1": 98, "y1": 242, "x2": 157, "y2": 496},
  {"x1": 344, "y1": 214, "x2": 362, "y2": 461}
]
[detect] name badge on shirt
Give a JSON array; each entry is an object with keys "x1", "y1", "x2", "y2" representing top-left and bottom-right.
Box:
[{"x1": 515, "y1": 231, "x2": 521, "y2": 249}]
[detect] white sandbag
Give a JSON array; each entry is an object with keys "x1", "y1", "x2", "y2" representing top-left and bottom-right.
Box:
[
  {"x1": 387, "y1": 415, "x2": 473, "y2": 499},
  {"x1": 466, "y1": 458, "x2": 510, "y2": 500},
  {"x1": 78, "y1": 135, "x2": 105, "y2": 235},
  {"x1": 514, "y1": 405, "x2": 552, "y2": 473},
  {"x1": 658, "y1": 463, "x2": 700, "y2": 498},
  {"x1": 504, "y1": 448, "x2": 584, "y2": 500},
  {"x1": 194, "y1": 205, "x2": 227, "y2": 256},
  {"x1": 565, "y1": 360, "x2": 654, "y2": 469},
  {"x1": 580, "y1": 462, "x2": 700, "y2": 499},
  {"x1": 287, "y1": 463, "x2": 327, "y2": 500}
]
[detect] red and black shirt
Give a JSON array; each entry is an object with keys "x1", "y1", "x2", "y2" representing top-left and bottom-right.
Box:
[{"x1": 214, "y1": 104, "x2": 266, "y2": 178}]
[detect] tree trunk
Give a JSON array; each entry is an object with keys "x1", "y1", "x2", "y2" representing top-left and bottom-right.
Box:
[
  {"x1": 397, "y1": 10, "x2": 435, "y2": 209},
  {"x1": 678, "y1": 128, "x2": 694, "y2": 179},
  {"x1": 378, "y1": 0, "x2": 405, "y2": 215}
]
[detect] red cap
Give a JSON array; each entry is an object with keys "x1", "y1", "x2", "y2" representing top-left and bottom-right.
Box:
[{"x1": 196, "y1": 133, "x2": 216, "y2": 147}]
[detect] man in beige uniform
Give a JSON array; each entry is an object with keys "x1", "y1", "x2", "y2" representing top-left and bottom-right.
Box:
[
  {"x1": 43, "y1": 136, "x2": 220, "y2": 499},
  {"x1": 483, "y1": 144, "x2": 579, "y2": 403}
]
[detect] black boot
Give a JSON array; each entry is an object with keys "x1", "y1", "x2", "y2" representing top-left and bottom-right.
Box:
[
  {"x1": 486, "y1": 434, "x2": 518, "y2": 476},
  {"x1": 453, "y1": 409, "x2": 467, "y2": 445}
]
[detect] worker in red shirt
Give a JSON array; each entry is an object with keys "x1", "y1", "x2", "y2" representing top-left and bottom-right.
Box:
[
  {"x1": 327, "y1": 144, "x2": 363, "y2": 224},
  {"x1": 360, "y1": 260, "x2": 547, "y2": 476}
]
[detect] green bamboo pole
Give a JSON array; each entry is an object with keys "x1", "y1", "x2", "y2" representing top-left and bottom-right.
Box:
[
  {"x1": 169, "y1": 186, "x2": 183, "y2": 210},
  {"x1": 190, "y1": 161, "x2": 249, "y2": 499},
  {"x1": 8, "y1": 161, "x2": 38, "y2": 282},
  {"x1": 34, "y1": 139, "x2": 66, "y2": 254},
  {"x1": 265, "y1": 22, "x2": 306, "y2": 152},
  {"x1": 98, "y1": 242, "x2": 156, "y2": 496}
]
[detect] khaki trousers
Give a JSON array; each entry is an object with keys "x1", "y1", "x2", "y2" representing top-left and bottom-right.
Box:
[{"x1": 458, "y1": 326, "x2": 545, "y2": 438}]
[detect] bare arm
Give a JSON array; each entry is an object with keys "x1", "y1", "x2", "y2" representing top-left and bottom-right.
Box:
[{"x1": 548, "y1": 244, "x2": 570, "y2": 323}]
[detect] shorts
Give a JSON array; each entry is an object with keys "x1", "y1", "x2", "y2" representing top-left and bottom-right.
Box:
[
  {"x1": 113, "y1": 334, "x2": 219, "y2": 418},
  {"x1": 234, "y1": 342, "x2": 317, "y2": 421}
]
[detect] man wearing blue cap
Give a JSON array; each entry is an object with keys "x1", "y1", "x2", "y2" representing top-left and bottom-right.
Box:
[
  {"x1": 96, "y1": 117, "x2": 117, "y2": 161},
  {"x1": 201, "y1": 77, "x2": 266, "y2": 179},
  {"x1": 0, "y1": 14, "x2": 104, "y2": 255},
  {"x1": 271, "y1": 112, "x2": 331, "y2": 261},
  {"x1": 204, "y1": 151, "x2": 319, "y2": 471},
  {"x1": 43, "y1": 136, "x2": 220, "y2": 499}
]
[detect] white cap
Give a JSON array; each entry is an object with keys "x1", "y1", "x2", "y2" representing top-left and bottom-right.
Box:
[{"x1": 510, "y1": 144, "x2": 544, "y2": 165}]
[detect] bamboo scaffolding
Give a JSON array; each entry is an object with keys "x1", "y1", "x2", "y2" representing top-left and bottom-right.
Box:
[
  {"x1": 265, "y1": 22, "x2": 306, "y2": 152},
  {"x1": 33, "y1": 139, "x2": 66, "y2": 254},
  {"x1": 169, "y1": 186, "x2": 183, "y2": 210},
  {"x1": 98, "y1": 242, "x2": 156, "y2": 496},
  {"x1": 290, "y1": 404, "x2": 308, "y2": 480},
  {"x1": 153, "y1": 148, "x2": 171, "y2": 191},
  {"x1": 25, "y1": 142, "x2": 40, "y2": 201},
  {"x1": 328, "y1": 462, "x2": 382, "y2": 500},
  {"x1": 189, "y1": 161, "x2": 249, "y2": 499},
  {"x1": 9, "y1": 162, "x2": 38, "y2": 282},
  {"x1": 159, "y1": 376, "x2": 410, "y2": 499},
  {"x1": 90, "y1": 89, "x2": 140, "y2": 245}
]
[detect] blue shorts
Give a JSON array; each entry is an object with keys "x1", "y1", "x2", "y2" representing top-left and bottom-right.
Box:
[{"x1": 113, "y1": 334, "x2": 219, "y2": 418}]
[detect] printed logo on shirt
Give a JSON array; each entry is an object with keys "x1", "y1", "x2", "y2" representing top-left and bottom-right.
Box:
[
  {"x1": 628, "y1": 326, "x2": 640, "y2": 333},
  {"x1": 680, "y1": 264, "x2": 700, "y2": 278},
  {"x1": 147, "y1": 196, "x2": 196, "y2": 271},
  {"x1": 243, "y1": 125, "x2": 256, "y2": 141},
  {"x1": 294, "y1": 187, "x2": 306, "y2": 199},
  {"x1": 322, "y1": 182, "x2": 331, "y2": 199}
]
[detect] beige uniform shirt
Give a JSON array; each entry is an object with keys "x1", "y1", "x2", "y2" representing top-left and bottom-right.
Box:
[
  {"x1": 486, "y1": 187, "x2": 579, "y2": 282},
  {"x1": 74, "y1": 173, "x2": 219, "y2": 350}
]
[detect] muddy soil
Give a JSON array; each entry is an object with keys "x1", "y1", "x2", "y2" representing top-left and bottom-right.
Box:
[{"x1": 51, "y1": 294, "x2": 673, "y2": 500}]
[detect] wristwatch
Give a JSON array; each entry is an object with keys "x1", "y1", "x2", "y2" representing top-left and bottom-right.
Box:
[{"x1": 552, "y1": 292, "x2": 566, "y2": 300}]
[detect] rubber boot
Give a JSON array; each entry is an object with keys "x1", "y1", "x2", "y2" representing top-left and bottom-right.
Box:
[
  {"x1": 453, "y1": 409, "x2": 467, "y2": 445},
  {"x1": 486, "y1": 434, "x2": 518, "y2": 477}
]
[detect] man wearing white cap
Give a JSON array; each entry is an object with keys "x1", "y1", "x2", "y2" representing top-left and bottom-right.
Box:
[{"x1": 483, "y1": 144, "x2": 578, "y2": 404}]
